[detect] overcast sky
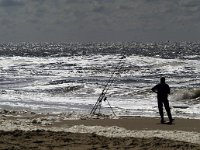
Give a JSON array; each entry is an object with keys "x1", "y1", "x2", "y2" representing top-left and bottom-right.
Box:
[{"x1": 0, "y1": 0, "x2": 200, "y2": 42}]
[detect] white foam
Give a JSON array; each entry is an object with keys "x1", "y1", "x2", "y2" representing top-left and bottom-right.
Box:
[{"x1": 0, "y1": 54, "x2": 199, "y2": 118}]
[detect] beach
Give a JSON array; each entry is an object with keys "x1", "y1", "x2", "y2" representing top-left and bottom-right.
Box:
[
  {"x1": 0, "y1": 0, "x2": 200, "y2": 148},
  {"x1": 0, "y1": 110, "x2": 200, "y2": 149}
]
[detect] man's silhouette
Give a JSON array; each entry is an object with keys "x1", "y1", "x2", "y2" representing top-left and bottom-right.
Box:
[{"x1": 152, "y1": 77, "x2": 174, "y2": 124}]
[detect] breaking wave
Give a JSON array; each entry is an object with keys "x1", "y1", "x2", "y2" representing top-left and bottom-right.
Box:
[
  {"x1": 173, "y1": 88, "x2": 200, "y2": 101},
  {"x1": 44, "y1": 86, "x2": 84, "y2": 95}
]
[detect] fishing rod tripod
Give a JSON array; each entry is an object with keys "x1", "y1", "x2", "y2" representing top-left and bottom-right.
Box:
[
  {"x1": 90, "y1": 55, "x2": 126, "y2": 117},
  {"x1": 90, "y1": 92, "x2": 116, "y2": 116}
]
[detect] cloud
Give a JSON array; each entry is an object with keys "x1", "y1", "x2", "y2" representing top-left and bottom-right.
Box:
[
  {"x1": 0, "y1": 0, "x2": 200, "y2": 42},
  {"x1": 0, "y1": 0, "x2": 24, "y2": 6},
  {"x1": 179, "y1": 0, "x2": 200, "y2": 7}
]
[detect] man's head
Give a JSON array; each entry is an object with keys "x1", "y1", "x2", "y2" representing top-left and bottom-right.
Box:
[{"x1": 160, "y1": 77, "x2": 165, "y2": 83}]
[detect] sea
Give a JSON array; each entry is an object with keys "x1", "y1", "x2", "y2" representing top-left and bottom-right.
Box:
[{"x1": 0, "y1": 42, "x2": 199, "y2": 119}]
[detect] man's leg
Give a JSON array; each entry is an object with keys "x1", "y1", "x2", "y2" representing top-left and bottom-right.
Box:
[
  {"x1": 164, "y1": 100, "x2": 173, "y2": 123},
  {"x1": 158, "y1": 100, "x2": 164, "y2": 123}
]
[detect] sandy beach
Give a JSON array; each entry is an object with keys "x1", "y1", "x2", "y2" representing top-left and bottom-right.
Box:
[{"x1": 0, "y1": 110, "x2": 200, "y2": 150}]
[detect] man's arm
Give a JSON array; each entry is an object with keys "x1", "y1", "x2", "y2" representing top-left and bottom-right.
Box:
[{"x1": 152, "y1": 85, "x2": 158, "y2": 93}]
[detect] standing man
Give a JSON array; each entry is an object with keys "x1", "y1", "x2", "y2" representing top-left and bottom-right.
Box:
[{"x1": 152, "y1": 77, "x2": 174, "y2": 124}]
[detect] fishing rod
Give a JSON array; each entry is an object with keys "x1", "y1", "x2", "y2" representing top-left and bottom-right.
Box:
[{"x1": 90, "y1": 55, "x2": 126, "y2": 116}]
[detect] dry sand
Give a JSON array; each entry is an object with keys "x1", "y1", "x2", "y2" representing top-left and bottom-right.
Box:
[
  {"x1": 0, "y1": 110, "x2": 200, "y2": 149},
  {"x1": 0, "y1": 130, "x2": 199, "y2": 150}
]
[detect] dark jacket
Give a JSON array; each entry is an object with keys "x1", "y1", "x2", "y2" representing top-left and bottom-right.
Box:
[{"x1": 152, "y1": 83, "x2": 170, "y2": 101}]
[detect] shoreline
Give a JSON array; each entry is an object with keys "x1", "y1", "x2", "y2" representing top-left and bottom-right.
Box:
[
  {"x1": 1, "y1": 109, "x2": 200, "y2": 132},
  {"x1": 0, "y1": 110, "x2": 200, "y2": 149},
  {"x1": 55, "y1": 116, "x2": 200, "y2": 132},
  {"x1": 1, "y1": 109, "x2": 200, "y2": 131}
]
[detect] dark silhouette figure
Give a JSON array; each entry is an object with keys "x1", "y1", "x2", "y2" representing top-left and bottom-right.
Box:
[{"x1": 152, "y1": 77, "x2": 173, "y2": 124}]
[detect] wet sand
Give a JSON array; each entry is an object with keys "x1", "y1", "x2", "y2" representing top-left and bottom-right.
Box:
[
  {"x1": 0, "y1": 110, "x2": 200, "y2": 149},
  {"x1": 57, "y1": 116, "x2": 200, "y2": 132}
]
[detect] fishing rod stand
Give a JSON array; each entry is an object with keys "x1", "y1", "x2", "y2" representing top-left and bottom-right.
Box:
[
  {"x1": 90, "y1": 92, "x2": 116, "y2": 117},
  {"x1": 90, "y1": 55, "x2": 126, "y2": 117}
]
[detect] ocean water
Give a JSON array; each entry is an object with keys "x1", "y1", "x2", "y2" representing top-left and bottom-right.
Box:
[{"x1": 0, "y1": 42, "x2": 199, "y2": 118}]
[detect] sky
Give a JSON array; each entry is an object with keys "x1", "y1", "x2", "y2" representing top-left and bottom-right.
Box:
[{"x1": 0, "y1": 0, "x2": 200, "y2": 42}]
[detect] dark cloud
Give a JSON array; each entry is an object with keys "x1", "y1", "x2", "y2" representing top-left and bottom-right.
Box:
[
  {"x1": 145, "y1": 0, "x2": 159, "y2": 2},
  {"x1": 179, "y1": 0, "x2": 200, "y2": 7},
  {"x1": 0, "y1": 0, "x2": 24, "y2": 6}
]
